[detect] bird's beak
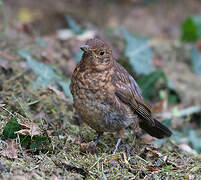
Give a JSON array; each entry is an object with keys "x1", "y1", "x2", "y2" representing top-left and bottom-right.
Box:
[{"x1": 80, "y1": 45, "x2": 90, "y2": 53}]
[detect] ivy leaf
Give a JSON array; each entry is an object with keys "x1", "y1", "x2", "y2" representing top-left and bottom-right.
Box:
[
  {"x1": 18, "y1": 50, "x2": 73, "y2": 100},
  {"x1": 137, "y1": 70, "x2": 166, "y2": 99},
  {"x1": 188, "y1": 130, "x2": 201, "y2": 153},
  {"x1": 181, "y1": 16, "x2": 201, "y2": 42},
  {"x1": 190, "y1": 45, "x2": 201, "y2": 76},
  {"x1": 59, "y1": 80, "x2": 73, "y2": 100},
  {"x1": 29, "y1": 136, "x2": 49, "y2": 151},
  {"x1": 18, "y1": 50, "x2": 61, "y2": 88},
  {"x1": 65, "y1": 15, "x2": 82, "y2": 34},
  {"x1": 2, "y1": 116, "x2": 20, "y2": 140},
  {"x1": 74, "y1": 50, "x2": 83, "y2": 62},
  {"x1": 122, "y1": 28, "x2": 154, "y2": 75}
]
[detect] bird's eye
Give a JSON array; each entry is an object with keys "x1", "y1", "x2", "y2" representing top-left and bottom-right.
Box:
[{"x1": 99, "y1": 51, "x2": 105, "y2": 56}]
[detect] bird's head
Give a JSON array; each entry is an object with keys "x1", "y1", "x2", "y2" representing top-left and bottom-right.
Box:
[{"x1": 80, "y1": 39, "x2": 113, "y2": 71}]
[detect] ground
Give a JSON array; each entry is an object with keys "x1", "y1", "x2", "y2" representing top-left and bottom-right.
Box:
[{"x1": 0, "y1": 0, "x2": 201, "y2": 179}]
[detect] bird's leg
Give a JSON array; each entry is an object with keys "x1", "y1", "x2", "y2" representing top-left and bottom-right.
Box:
[
  {"x1": 94, "y1": 132, "x2": 102, "y2": 146},
  {"x1": 113, "y1": 129, "x2": 124, "y2": 154},
  {"x1": 72, "y1": 111, "x2": 83, "y2": 126},
  {"x1": 113, "y1": 138, "x2": 121, "y2": 154}
]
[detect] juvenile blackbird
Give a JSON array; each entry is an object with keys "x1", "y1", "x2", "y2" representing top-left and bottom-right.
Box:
[{"x1": 70, "y1": 39, "x2": 172, "y2": 153}]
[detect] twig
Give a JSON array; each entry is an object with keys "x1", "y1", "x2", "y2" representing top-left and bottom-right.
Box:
[
  {"x1": 6, "y1": 70, "x2": 27, "y2": 83},
  {"x1": 89, "y1": 155, "x2": 103, "y2": 170},
  {"x1": 156, "y1": 106, "x2": 201, "y2": 119},
  {"x1": 0, "y1": 51, "x2": 16, "y2": 61},
  {"x1": 0, "y1": 106, "x2": 15, "y2": 117},
  {"x1": 135, "y1": 154, "x2": 148, "y2": 164}
]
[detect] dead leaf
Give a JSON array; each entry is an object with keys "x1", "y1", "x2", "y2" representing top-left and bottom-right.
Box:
[
  {"x1": 53, "y1": 160, "x2": 88, "y2": 177},
  {"x1": 121, "y1": 152, "x2": 129, "y2": 165},
  {"x1": 0, "y1": 139, "x2": 18, "y2": 159},
  {"x1": 179, "y1": 144, "x2": 198, "y2": 155},
  {"x1": 0, "y1": 104, "x2": 6, "y2": 107},
  {"x1": 151, "y1": 149, "x2": 162, "y2": 157},
  {"x1": 154, "y1": 156, "x2": 168, "y2": 167},
  {"x1": 139, "y1": 147, "x2": 162, "y2": 162},
  {"x1": 47, "y1": 85, "x2": 66, "y2": 99},
  {"x1": 153, "y1": 54, "x2": 167, "y2": 71},
  {"x1": 46, "y1": 130, "x2": 54, "y2": 136},
  {"x1": 80, "y1": 141, "x2": 97, "y2": 154},
  {"x1": 152, "y1": 99, "x2": 167, "y2": 114},
  {"x1": 147, "y1": 165, "x2": 159, "y2": 172},
  {"x1": 40, "y1": 51, "x2": 54, "y2": 63},
  {"x1": 15, "y1": 122, "x2": 41, "y2": 139},
  {"x1": 141, "y1": 134, "x2": 156, "y2": 144}
]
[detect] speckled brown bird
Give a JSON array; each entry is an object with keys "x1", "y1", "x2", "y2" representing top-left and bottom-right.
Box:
[{"x1": 70, "y1": 39, "x2": 172, "y2": 153}]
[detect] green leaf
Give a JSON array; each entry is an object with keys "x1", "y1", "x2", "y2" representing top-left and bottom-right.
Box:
[
  {"x1": 136, "y1": 69, "x2": 179, "y2": 103},
  {"x1": 65, "y1": 15, "x2": 82, "y2": 34},
  {"x1": 2, "y1": 116, "x2": 20, "y2": 140},
  {"x1": 122, "y1": 28, "x2": 154, "y2": 75},
  {"x1": 19, "y1": 135, "x2": 31, "y2": 148},
  {"x1": 59, "y1": 80, "x2": 73, "y2": 100},
  {"x1": 18, "y1": 50, "x2": 73, "y2": 100},
  {"x1": 171, "y1": 130, "x2": 187, "y2": 143},
  {"x1": 156, "y1": 123, "x2": 201, "y2": 153},
  {"x1": 162, "y1": 119, "x2": 171, "y2": 127},
  {"x1": 19, "y1": 135, "x2": 49, "y2": 151},
  {"x1": 18, "y1": 50, "x2": 60, "y2": 88},
  {"x1": 188, "y1": 130, "x2": 201, "y2": 153},
  {"x1": 74, "y1": 50, "x2": 83, "y2": 62},
  {"x1": 168, "y1": 90, "x2": 180, "y2": 105},
  {"x1": 137, "y1": 69, "x2": 166, "y2": 99},
  {"x1": 190, "y1": 46, "x2": 201, "y2": 76},
  {"x1": 169, "y1": 128, "x2": 201, "y2": 153},
  {"x1": 29, "y1": 136, "x2": 48, "y2": 151},
  {"x1": 181, "y1": 16, "x2": 201, "y2": 42}
]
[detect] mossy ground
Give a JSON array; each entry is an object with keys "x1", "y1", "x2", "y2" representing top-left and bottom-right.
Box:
[
  {"x1": 0, "y1": 63, "x2": 200, "y2": 179},
  {"x1": 1, "y1": 0, "x2": 201, "y2": 179}
]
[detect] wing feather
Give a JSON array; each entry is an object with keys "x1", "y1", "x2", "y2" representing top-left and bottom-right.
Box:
[{"x1": 114, "y1": 63, "x2": 155, "y2": 126}]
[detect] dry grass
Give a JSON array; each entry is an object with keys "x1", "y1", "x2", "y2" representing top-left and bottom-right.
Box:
[{"x1": 0, "y1": 63, "x2": 200, "y2": 180}]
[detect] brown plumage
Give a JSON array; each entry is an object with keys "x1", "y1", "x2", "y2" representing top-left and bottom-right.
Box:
[{"x1": 70, "y1": 39, "x2": 172, "y2": 153}]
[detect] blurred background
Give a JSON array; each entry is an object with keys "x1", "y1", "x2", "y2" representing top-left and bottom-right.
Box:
[{"x1": 0, "y1": 0, "x2": 201, "y2": 179}]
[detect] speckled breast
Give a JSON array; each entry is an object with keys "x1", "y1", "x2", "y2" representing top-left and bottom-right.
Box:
[{"x1": 71, "y1": 68, "x2": 137, "y2": 132}]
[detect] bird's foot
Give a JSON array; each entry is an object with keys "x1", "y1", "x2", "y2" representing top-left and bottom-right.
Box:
[
  {"x1": 94, "y1": 133, "x2": 102, "y2": 146},
  {"x1": 113, "y1": 138, "x2": 121, "y2": 154}
]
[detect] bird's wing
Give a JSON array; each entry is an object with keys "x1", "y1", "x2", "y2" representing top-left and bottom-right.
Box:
[{"x1": 113, "y1": 63, "x2": 155, "y2": 126}]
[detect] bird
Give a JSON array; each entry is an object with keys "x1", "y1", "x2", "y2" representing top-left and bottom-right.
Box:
[{"x1": 70, "y1": 38, "x2": 172, "y2": 153}]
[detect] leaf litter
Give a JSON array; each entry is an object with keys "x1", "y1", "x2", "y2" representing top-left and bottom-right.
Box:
[
  {"x1": 0, "y1": 37, "x2": 201, "y2": 180},
  {"x1": 15, "y1": 122, "x2": 41, "y2": 139},
  {"x1": 0, "y1": 139, "x2": 18, "y2": 159},
  {"x1": 0, "y1": 2, "x2": 201, "y2": 179}
]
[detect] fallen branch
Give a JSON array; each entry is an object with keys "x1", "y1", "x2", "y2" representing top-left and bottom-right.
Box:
[{"x1": 156, "y1": 106, "x2": 201, "y2": 119}]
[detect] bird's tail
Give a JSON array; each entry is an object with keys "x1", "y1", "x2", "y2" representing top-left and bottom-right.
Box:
[{"x1": 139, "y1": 118, "x2": 172, "y2": 139}]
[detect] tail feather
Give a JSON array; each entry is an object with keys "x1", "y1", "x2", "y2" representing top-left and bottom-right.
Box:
[{"x1": 139, "y1": 119, "x2": 172, "y2": 139}]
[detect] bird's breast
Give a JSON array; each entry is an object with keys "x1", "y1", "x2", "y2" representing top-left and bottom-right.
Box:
[
  {"x1": 70, "y1": 66, "x2": 139, "y2": 132},
  {"x1": 72, "y1": 68, "x2": 114, "y2": 100}
]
